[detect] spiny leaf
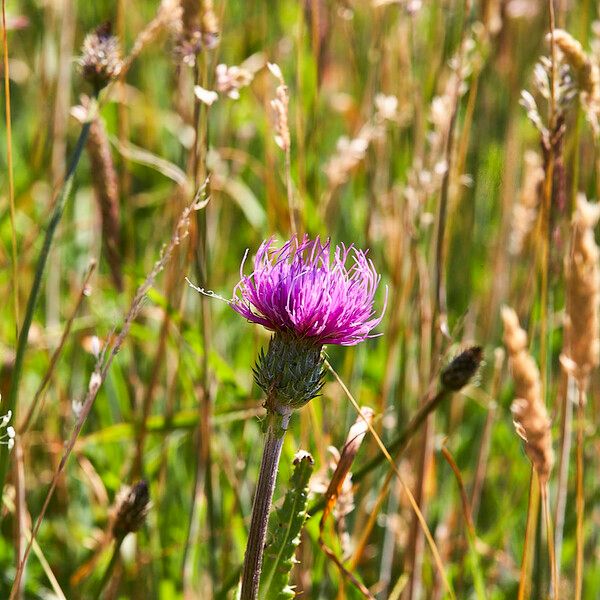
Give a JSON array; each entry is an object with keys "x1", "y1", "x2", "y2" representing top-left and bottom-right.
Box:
[{"x1": 258, "y1": 451, "x2": 314, "y2": 600}]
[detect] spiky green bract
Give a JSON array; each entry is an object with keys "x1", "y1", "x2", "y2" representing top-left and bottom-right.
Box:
[
  {"x1": 254, "y1": 332, "x2": 325, "y2": 413},
  {"x1": 259, "y1": 451, "x2": 314, "y2": 600}
]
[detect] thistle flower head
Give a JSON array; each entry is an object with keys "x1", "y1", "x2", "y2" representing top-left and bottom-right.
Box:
[{"x1": 232, "y1": 235, "x2": 386, "y2": 347}]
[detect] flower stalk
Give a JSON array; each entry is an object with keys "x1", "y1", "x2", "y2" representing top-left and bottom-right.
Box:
[
  {"x1": 240, "y1": 410, "x2": 291, "y2": 600},
  {"x1": 199, "y1": 235, "x2": 385, "y2": 598}
]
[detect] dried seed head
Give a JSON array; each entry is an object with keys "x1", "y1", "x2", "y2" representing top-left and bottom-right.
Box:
[
  {"x1": 0, "y1": 398, "x2": 15, "y2": 452},
  {"x1": 79, "y1": 23, "x2": 123, "y2": 92},
  {"x1": 562, "y1": 194, "x2": 600, "y2": 390},
  {"x1": 511, "y1": 396, "x2": 554, "y2": 482},
  {"x1": 111, "y1": 480, "x2": 151, "y2": 539},
  {"x1": 551, "y1": 29, "x2": 599, "y2": 99},
  {"x1": 501, "y1": 306, "x2": 540, "y2": 404},
  {"x1": 440, "y1": 346, "x2": 483, "y2": 391},
  {"x1": 502, "y1": 307, "x2": 554, "y2": 482},
  {"x1": 374, "y1": 94, "x2": 399, "y2": 121},
  {"x1": 271, "y1": 87, "x2": 290, "y2": 151}
]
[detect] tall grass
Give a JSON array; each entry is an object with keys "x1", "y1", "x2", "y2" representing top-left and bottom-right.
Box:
[{"x1": 1, "y1": 1, "x2": 600, "y2": 598}]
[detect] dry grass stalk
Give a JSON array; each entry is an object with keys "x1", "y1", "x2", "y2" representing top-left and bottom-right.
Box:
[
  {"x1": 317, "y1": 407, "x2": 375, "y2": 599},
  {"x1": 501, "y1": 306, "x2": 554, "y2": 483},
  {"x1": 562, "y1": 194, "x2": 600, "y2": 391},
  {"x1": 267, "y1": 62, "x2": 298, "y2": 234},
  {"x1": 268, "y1": 63, "x2": 291, "y2": 152},
  {"x1": 86, "y1": 114, "x2": 123, "y2": 291},
  {"x1": 561, "y1": 194, "x2": 600, "y2": 600},
  {"x1": 122, "y1": 0, "x2": 183, "y2": 73},
  {"x1": 178, "y1": 0, "x2": 219, "y2": 64},
  {"x1": 510, "y1": 150, "x2": 545, "y2": 255}
]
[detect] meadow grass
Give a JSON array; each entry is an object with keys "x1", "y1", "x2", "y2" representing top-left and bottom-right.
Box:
[{"x1": 0, "y1": 1, "x2": 599, "y2": 598}]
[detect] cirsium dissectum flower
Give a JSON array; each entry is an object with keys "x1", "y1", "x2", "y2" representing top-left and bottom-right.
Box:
[{"x1": 231, "y1": 235, "x2": 386, "y2": 346}]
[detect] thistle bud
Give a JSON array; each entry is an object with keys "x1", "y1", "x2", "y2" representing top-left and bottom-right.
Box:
[
  {"x1": 111, "y1": 480, "x2": 150, "y2": 540},
  {"x1": 79, "y1": 23, "x2": 123, "y2": 92},
  {"x1": 440, "y1": 346, "x2": 483, "y2": 391},
  {"x1": 253, "y1": 332, "x2": 325, "y2": 414}
]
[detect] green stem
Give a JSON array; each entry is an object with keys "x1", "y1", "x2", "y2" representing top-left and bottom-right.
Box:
[
  {"x1": 0, "y1": 112, "x2": 94, "y2": 504},
  {"x1": 95, "y1": 537, "x2": 124, "y2": 599},
  {"x1": 240, "y1": 410, "x2": 290, "y2": 600}
]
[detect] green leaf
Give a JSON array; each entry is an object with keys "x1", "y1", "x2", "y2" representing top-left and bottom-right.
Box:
[{"x1": 259, "y1": 451, "x2": 314, "y2": 600}]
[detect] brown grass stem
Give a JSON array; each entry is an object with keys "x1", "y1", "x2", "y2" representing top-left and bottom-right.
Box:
[
  {"x1": 182, "y1": 51, "x2": 217, "y2": 591},
  {"x1": 575, "y1": 388, "x2": 585, "y2": 600},
  {"x1": 518, "y1": 469, "x2": 539, "y2": 600},
  {"x1": 2, "y1": 0, "x2": 19, "y2": 335},
  {"x1": 13, "y1": 439, "x2": 26, "y2": 600},
  {"x1": 539, "y1": 0, "x2": 558, "y2": 405},
  {"x1": 285, "y1": 142, "x2": 298, "y2": 236},
  {"x1": 553, "y1": 372, "x2": 573, "y2": 578},
  {"x1": 433, "y1": 1, "x2": 468, "y2": 341},
  {"x1": 541, "y1": 482, "x2": 559, "y2": 600}
]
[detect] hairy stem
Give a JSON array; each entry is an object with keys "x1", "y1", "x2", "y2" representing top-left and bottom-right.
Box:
[{"x1": 240, "y1": 410, "x2": 290, "y2": 600}]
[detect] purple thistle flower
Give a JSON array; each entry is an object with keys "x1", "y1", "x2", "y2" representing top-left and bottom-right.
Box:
[{"x1": 232, "y1": 235, "x2": 386, "y2": 346}]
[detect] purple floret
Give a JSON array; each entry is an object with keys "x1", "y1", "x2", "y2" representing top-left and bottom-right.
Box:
[{"x1": 231, "y1": 235, "x2": 386, "y2": 346}]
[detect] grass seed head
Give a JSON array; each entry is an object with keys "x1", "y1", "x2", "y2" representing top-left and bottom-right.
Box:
[
  {"x1": 440, "y1": 346, "x2": 483, "y2": 391},
  {"x1": 563, "y1": 194, "x2": 600, "y2": 390},
  {"x1": 79, "y1": 22, "x2": 123, "y2": 92},
  {"x1": 502, "y1": 307, "x2": 554, "y2": 482},
  {"x1": 111, "y1": 480, "x2": 151, "y2": 540}
]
